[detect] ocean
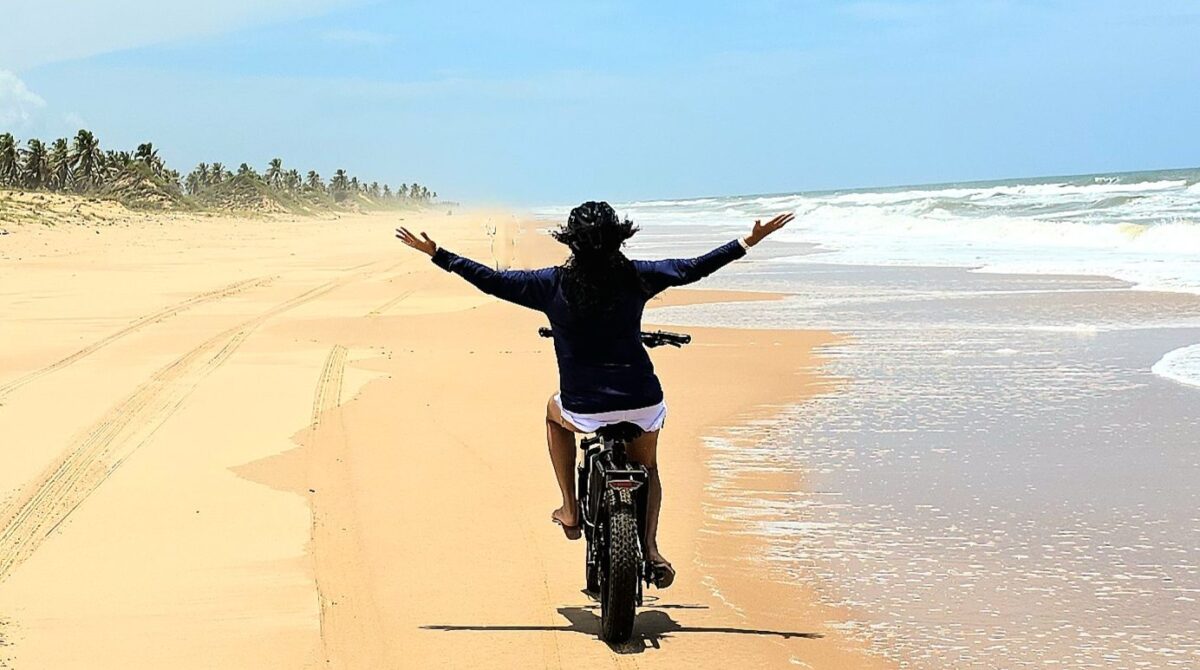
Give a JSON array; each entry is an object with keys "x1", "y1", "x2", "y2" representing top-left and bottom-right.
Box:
[{"x1": 536, "y1": 167, "x2": 1200, "y2": 668}]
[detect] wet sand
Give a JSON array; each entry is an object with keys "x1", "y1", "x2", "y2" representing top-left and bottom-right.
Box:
[
  {"x1": 636, "y1": 257, "x2": 1200, "y2": 668},
  {"x1": 0, "y1": 206, "x2": 887, "y2": 668}
]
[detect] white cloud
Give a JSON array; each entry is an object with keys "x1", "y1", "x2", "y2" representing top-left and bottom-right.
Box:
[
  {"x1": 0, "y1": 70, "x2": 47, "y2": 130},
  {"x1": 1, "y1": 0, "x2": 359, "y2": 70},
  {"x1": 322, "y1": 29, "x2": 393, "y2": 47}
]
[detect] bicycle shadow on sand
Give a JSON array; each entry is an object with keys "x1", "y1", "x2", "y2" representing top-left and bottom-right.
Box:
[{"x1": 422, "y1": 603, "x2": 823, "y2": 654}]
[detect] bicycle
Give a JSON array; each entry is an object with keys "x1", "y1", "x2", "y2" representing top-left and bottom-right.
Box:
[{"x1": 538, "y1": 326, "x2": 690, "y2": 642}]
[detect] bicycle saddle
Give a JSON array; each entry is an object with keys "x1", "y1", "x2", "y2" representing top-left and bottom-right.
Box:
[{"x1": 594, "y1": 422, "x2": 644, "y2": 442}]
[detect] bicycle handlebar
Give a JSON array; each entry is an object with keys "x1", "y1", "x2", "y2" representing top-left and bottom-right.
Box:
[{"x1": 538, "y1": 327, "x2": 691, "y2": 348}]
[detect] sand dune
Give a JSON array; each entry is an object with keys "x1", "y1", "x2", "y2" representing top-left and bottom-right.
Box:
[{"x1": 0, "y1": 210, "x2": 888, "y2": 668}]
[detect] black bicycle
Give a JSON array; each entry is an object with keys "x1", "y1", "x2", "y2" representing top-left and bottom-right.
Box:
[{"x1": 538, "y1": 326, "x2": 690, "y2": 642}]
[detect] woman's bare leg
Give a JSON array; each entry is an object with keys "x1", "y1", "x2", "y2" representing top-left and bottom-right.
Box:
[
  {"x1": 546, "y1": 394, "x2": 582, "y2": 538},
  {"x1": 627, "y1": 430, "x2": 668, "y2": 570}
]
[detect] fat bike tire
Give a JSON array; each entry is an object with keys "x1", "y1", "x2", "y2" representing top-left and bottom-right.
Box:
[{"x1": 600, "y1": 488, "x2": 639, "y2": 643}]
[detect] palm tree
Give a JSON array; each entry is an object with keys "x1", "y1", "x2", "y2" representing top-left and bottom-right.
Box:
[
  {"x1": 19, "y1": 139, "x2": 50, "y2": 189},
  {"x1": 134, "y1": 142, "x2": 168, "y2": 180},
  {"x1": 265, "y1": 158, "x2": 283, "y2": 189},
  {"x1": 284, "y1": 169, "x2": 301, "y2": 192},
  {"x1": 101, "y1": 150, "x2": 134, "y2": 186},
  {"x1": 184, "y1": 162, "x2": 213, "y2": 194},
  {"x1": 330, "y1": 169, "x2": 350, "y2": 202},
  {"x1": 306, "y1": 170, "x2": 324, "y2": 192},
  {"x1": 185, "y1": 169, "x2": 201, "y2": 195},
  {"x1": 398, "y1": 183, "x2": 409, "y2": 200},
  {"x1": 70, "y1": 130, "x2": 104, "y2": 191},
  {"x1": 105, "y1": 149, "x2": 132, "y2": 168},
  {"x1": 134, "y1": 142, "x2": 156, "y2": 164},
  {"x1": 48, "y1": 138, "x2": 71, "y2": 191},
  {"x1": 331, "y1": 169, "x2": 348, "y2": 191},
  {"x1": 236, "y1": 162, "x2": 257, "y2": 179},
  {"x1": 382, "y1": 184, "x2": 392, "y2": 198},
  {"x1": 209, "y1": 163, "x2": 227, "y2": 185},
  {"x1": 0, "y1": 133, "x2": 20, "y2": 187},
  {"x1": 195, "y1": 162, "x2": 210, "y2": 185},
  {"x1": 69, "y1": 130, "x2": 105, "y2": 190}
]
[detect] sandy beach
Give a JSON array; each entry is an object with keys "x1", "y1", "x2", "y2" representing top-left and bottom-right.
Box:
[{"x1": 0, "y1": 205, "x2": 888, "y2": 668}]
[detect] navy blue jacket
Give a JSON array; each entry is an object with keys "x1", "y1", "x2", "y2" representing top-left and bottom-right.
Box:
[{"x1": 431, "y1": 239, "x2": 746, "y2": 413}]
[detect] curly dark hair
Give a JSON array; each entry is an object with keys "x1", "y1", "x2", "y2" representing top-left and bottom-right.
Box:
[{"x1": 552, "y1": 201, "x2": 647, "y2": 315}]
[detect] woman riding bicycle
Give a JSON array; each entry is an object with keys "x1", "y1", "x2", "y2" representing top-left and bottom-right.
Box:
[{"x1": 396, "y1": 201, "x2": 792, "y2": 588}]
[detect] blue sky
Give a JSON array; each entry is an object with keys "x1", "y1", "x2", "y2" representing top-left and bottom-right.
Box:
[{"x1": 2, "y1": 1, "x2": 1197, "y2": 204}]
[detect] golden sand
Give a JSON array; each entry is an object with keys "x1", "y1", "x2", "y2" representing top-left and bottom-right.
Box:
[{"x1": 0, "y1": 207, "x2": 889, "y2": 668}]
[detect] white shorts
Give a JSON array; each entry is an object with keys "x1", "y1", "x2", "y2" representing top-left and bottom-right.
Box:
[{"x1": 554, "y1": 393, "x2": 667, "y2": 433}]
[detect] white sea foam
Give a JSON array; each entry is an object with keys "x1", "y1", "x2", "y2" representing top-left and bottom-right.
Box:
[
  {"x1": 587, "y1": 170, "x2": 1200, "y2": 294},
  {"x1": 1152, "y1": 343, "x2": 1200, "y2": 388},
  {"x1": 534, "y1": 171, "x2": 1200, "y2": 294},
  {"x1": 815, "y1": 178, "x2": 1187, "y2": 207}
]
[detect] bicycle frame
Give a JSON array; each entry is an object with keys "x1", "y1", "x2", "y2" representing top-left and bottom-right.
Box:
[{"x1": 578, "y1": 432, "x2": 650, "y2": 604}]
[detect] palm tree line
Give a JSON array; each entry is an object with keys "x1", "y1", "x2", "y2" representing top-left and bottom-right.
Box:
[
  {"x1": 0, "y1": 129, "x2": 436, "y2": 206},
  {"x1": 0, "y1": 130, "x2": 171, "y2": 192}
]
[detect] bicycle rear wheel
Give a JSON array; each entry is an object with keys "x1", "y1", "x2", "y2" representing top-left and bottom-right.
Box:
[{"x1": 600, "y1": 488, "x2": 639, "y2": 643}]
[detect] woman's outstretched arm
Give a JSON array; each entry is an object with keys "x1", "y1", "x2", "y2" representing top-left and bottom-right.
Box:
[
  {"x1": 395, "y1": 226, "x2": 555, "y2": 311},
  {"x1": 637, "y1": 212, "x2": 794, "y2": 296}
]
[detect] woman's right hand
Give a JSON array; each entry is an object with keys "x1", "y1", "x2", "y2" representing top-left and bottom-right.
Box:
[
  {"x1": 395, "y1": 227, "x2": 438, "y2": 256},
  {"x1": 744, "y1": 212, "x2": 795, "y2": 247}
]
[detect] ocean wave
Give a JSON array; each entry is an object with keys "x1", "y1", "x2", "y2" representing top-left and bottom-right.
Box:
[
  {"x1": 780, "y1": 204, "x2": 1199, "y2": 252},
  {"x1": 536, "y1": 170, "x2": 1200, "y2": 292},
  {"x1": 1151, "y1": 343, "x2": 1200, "y2": 388},
  {"x1": 783, "y1": 209, "x2": 1200, "y2": 292},
  {"x1": 785, "y1": 179, "x2": 1188, "y2": 209},
  {"x1": 614, "y1": 169, "x2": 1200, "y2": 293}
]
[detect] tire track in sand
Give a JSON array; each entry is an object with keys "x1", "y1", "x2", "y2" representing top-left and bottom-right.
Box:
[
  {"x1": 365, "y1": 288, "x2": 416, "y2": 318},
  {"x1": 305, "y1": 345, "x2": 373, "y2": 666},
  {"x1": 310, "y1": 345, "x2": 347, "y2": 429},
  {"x1": 0, "y1": 262, "x2": 395, "y2": 582},
  {"x1": 305, "y1": 345, "x2": 412, "y2": 668},
  {"x1": 0, "y1": 275, "x2": 275, "y2": 400},
  {"x1": 365, "y1": 269, "x2": 424, "y2": 318}
]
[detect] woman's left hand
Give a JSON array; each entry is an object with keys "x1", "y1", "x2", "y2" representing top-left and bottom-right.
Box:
[
  {"x1": 396, "y1": 227, "x2": 438, "y2": 256},
  {"x1": 745, "y1": 212, "x2": 795, "y2": 247}
]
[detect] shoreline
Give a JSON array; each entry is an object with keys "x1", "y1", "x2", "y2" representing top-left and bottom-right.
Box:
[
  {"x1": 634, "y1": 243, "x2": 1200, "y2": 667},
  {"x1": 0, "y1": 208, "x2": 889, "y2": 668}
]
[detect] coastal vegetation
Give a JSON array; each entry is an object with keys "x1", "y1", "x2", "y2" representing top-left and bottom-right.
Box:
[{"x1": 0, "y1": 130, "x2": 436, "y2": 215}]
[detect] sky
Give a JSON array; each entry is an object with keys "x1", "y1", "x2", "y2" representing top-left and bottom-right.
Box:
[{"x1": 2, "y1": 1, "x2": 1198, "y2": 204}]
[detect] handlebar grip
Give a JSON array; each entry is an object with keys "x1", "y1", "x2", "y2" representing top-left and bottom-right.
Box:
[{"x1": 538, "y1": 327, "x2": 553, "y2": 338}]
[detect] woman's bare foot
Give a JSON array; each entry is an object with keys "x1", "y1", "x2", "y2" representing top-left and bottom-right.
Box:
[{"x1": 551, "y1": 505, "x2": 581, "y2": 540}]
